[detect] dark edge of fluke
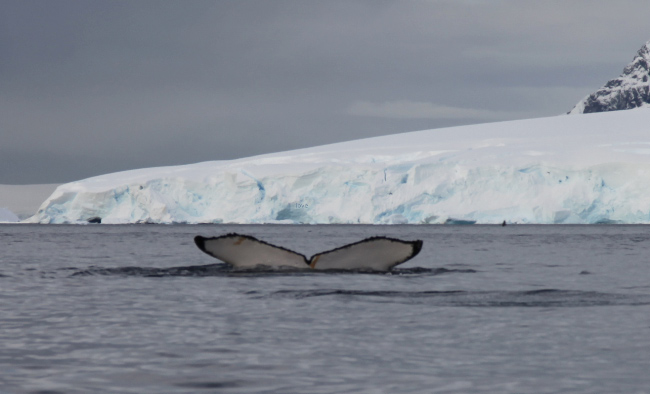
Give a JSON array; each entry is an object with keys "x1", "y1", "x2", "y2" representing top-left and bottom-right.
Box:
[
  {"x1": 194, "y1": 235, "x2": 206, "y2": 252},
  {"x1": 411, "y1": 239, "x2": 423, "y2": 260}
]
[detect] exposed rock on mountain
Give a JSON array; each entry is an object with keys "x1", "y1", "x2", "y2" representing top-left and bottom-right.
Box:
[{"x1": 569, "y1": 41, "x2": 650, "y2": 114}]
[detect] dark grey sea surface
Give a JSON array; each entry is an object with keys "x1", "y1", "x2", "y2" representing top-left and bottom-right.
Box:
[{"x1": 2, "y1": 224, "x2": 650, "y2": 394}]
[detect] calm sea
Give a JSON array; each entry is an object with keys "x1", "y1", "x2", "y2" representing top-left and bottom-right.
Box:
[{"x1": 1, "y1": 224, "x2": 650, "y2": 394}]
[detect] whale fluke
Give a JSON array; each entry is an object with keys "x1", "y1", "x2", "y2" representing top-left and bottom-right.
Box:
[
  {"x1": 194, "y1": 233, "x2": 423, "y2": 272},
  {"x1": 308, "y1": 237, "x2": 423, "y2": 271},
  {"x1": 194, "y1": 234, "x2": 309, "y2": 269}
]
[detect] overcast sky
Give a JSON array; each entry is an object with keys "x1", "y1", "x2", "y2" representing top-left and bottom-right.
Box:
[{"x1": 2, "y1": 0, "x2": 650, "y2": 184}]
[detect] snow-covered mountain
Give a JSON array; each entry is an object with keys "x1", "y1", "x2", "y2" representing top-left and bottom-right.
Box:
[
  {"x1": 569, "y1": 41, "x2": 650, "y2": 114},
  {"x1": 28, "y1": 108, "x2": 650, "y2": 224}
]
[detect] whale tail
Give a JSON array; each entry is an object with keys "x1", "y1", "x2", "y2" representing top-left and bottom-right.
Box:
[
  {"x1": 194, "y1": 233, "x2": 422, "y2": 272},
  {"x1": 194, "y1": 234, "x2": 309, "y2": 269}
]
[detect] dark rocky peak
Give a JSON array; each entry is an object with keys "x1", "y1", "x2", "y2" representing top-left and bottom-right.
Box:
[{"x1": 568, "y1": 41, "x2": 650, "y2": 114}]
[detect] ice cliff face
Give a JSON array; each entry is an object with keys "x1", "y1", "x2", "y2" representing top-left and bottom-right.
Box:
[
  {"x1": 569, "y1": 41, "x2": 650, "y2": 114},
  {"x1": 28, "y1": 109, "x2": 650, "y2": 224}
]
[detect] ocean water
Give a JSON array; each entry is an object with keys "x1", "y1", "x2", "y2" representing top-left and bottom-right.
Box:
[{"x1": 1, "y1": 224, "x2": 650, "y2": 394}]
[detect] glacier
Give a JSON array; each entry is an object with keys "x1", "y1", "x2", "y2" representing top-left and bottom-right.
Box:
[{"x1": 27, "y1": 108, "x2": 650, "y2": 224}]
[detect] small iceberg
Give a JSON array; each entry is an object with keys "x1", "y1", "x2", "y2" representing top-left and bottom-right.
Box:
[{"x1": 0, "y1": 208, "x2": 20, "y2": 223}]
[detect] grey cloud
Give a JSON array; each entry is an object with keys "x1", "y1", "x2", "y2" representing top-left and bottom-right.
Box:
[
  {"x1": 348, "y1": 100, "x2": 532, "y2": 121},
  {"x1": 2, "y1": 0, "x2": 650, "y2": 184}
]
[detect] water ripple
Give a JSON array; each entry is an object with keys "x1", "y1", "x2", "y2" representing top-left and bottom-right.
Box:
[
  {"x1": 67, "y1": 265, "x2": 474, "y2": 277},
  {"x1": 270, "y1": 289, "x2": 650, "y2": 307}
]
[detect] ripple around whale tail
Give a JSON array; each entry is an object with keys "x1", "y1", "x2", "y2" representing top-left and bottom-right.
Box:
[
  {"x1": 69, "y1": 263, "x2": 232, "y2": 277},
  {"x1": 67, "y1": 264, "x2": 470, "y2": 277},
  {"x1": 64, "y1": 264, "x2": 650, "y2": 307},
  {"x1": 269, "y1": 289, "x2": 650, "y2": 307}
]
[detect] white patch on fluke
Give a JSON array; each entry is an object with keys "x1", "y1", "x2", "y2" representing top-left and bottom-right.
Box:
[{"x1": 194, "y1": 233, "x2": 423, "y2": 272}]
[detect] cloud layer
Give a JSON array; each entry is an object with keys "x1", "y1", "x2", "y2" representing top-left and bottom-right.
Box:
[
  {"x1": 348, "y1": 100, "x2": 529, "y2": 121},
  {"x1": 2, "y1": 0, "x2": 650, "y2": 183}
]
